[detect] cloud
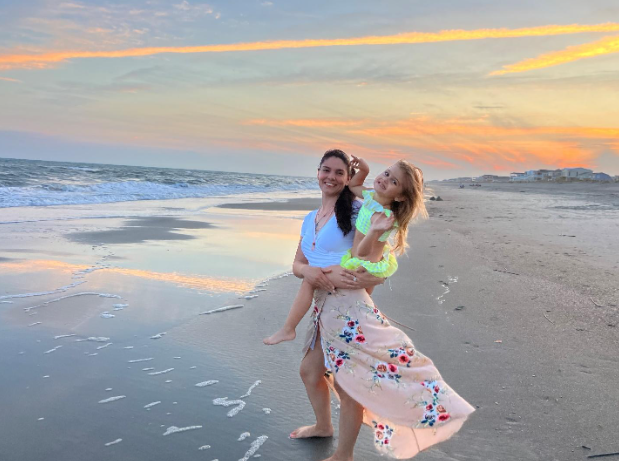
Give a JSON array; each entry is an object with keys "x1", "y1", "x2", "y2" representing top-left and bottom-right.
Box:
[
  {"x1": 243, "y1": 116, "x2": 619, "y2": 172},
  {"x1": 0, "y1": 76, "x2": 21, "y2": 83},
  {"x1": 246, "y1": 119, "x2": 361, "y2": 128},
  {"x1": 0, "y1": 1, "x2": 220, "y2": 59},
  {"x1": 3, "y1": 22, "x2": 619, "y2": 70},
  {"x1": 474, "y1": 105, "x2": 505, "y2": 110},
  {"x1": 490, "y1": 35, "x2": 619, "y2": 75}
]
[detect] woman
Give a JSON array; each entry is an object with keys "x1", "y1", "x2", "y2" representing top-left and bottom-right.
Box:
[{"x1": 290, "y1": 149, "x2": 474, "y2": 460}]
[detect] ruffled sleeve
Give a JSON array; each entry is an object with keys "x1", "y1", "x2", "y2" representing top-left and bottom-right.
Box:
[{"x1": 362, "y1": 190, "x2": 392, "y2": 218}]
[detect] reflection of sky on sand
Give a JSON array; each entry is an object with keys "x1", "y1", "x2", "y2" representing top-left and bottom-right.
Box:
[
  {"x1": 1, "y1": 204, "x2": 305, "y2": 296},
  {"x1": 0, "y1": 200, "x2": 310, "y2": 336},
  {"x1": 0, "y1": 259, "x2": 255, "y2": 294},
  {"x1": 108, "y1": 210, "x2": 303, "y2": 281}
]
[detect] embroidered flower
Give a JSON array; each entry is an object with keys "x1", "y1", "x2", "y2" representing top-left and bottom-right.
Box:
[
  {"x1": 322, "y1": 340, "x2": 351, "y2": 373},
  {"x1": 338, "y1": 315, "x2": 363, "y2": 344},
  {"x1": 372, "y1": 421, "x2": 395, "y2": 450},
  {"x1": 388, "y1": 345, "x2": 415, "y2": 367},
  {"x1": 354, "y1": 335, "x2": 366, "y2": 343},
  {"x1": 417, "y1": 380, "x2": 452, "y2": 428},
  {"x1": 372, "y1": 362, "x2": 402, "y2": 385}
]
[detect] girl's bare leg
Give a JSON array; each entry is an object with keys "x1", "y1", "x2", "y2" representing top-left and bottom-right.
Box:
[
  {"x1": 264, "y1": 279, "x2": 314, "y2": 345},
  {"x1": 290, "y1": 329, "x2": 334, "y2": 438},
  {"x1": 321, "y1": 380, "x2": 363, "y2": 461}
]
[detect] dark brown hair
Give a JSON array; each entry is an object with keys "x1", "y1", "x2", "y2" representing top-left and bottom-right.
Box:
[{"x1": 319, "y1": 149, "x2": 356, "y2": 236}]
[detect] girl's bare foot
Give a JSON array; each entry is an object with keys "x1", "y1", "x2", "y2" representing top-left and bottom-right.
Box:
[
  {"x1": 263, "y1": 328, "x2": 296, "y2": 345},
  {"x1": 289, "y1": 424, "x2": 334, "y2": 439}
]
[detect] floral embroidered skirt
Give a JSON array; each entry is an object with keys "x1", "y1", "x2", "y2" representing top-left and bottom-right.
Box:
[{"x1": 303, "y1": 289, "x2": 475, "y2": 459}]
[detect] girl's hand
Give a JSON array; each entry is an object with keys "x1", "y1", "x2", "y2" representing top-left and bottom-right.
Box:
[
  {"x1": 350, "y1": 155, "x2": 370, "y2": 174},
  {"x1": 370, "y1": 212, "x2": 395, "y2": 233},
  {"x1": 303, "y1": 266, "x2": 335, "y2": 292}
]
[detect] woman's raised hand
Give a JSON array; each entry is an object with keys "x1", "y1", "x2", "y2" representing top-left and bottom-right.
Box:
[
  {"x1": 370, "y1": 211, "x2": 395, "y2": 233},
  {"x1": 303, "y1": 266, "x2": 336, "y2": 292}
]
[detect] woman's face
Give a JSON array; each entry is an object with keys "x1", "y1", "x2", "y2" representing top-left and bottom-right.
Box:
[{"x1": 317, "y1": 156, "x2": 350, "y2": 196}]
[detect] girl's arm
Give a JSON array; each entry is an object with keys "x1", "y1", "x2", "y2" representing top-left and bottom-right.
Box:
[
  {"x1": 292, "y1": 239, "x2": 336, "y2": 292},
  {"x1": 356, "y1": 212, "x2": 395, "y2": 259},
  {"x1": 348, "y1": 155, "x2": 370, "y2": 199}
]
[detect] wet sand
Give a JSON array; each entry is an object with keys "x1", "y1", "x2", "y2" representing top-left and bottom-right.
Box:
[
  {"x1": 1, "y1": 188, "x2": 618, "y2": 461},
  {"x1": 218, "y1": 197, "x2": 321, "y2": 211}
]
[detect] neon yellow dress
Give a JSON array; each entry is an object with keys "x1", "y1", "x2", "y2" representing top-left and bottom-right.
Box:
[{"x1": 340, "y1": 190, "x2": 398, "y2": 278}]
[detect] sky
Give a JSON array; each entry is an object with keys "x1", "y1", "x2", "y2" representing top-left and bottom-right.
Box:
[{"x1": 1, "y1": 0, "x2": 619, "y2": 179}]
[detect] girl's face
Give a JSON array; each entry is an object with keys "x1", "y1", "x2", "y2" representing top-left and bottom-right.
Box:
[
  {"x1": 373, "y1": 164, "x2": 405, "y2": 202},
  {"x1": 317, "y1": 156, "x2": 350, "y2": 196}
]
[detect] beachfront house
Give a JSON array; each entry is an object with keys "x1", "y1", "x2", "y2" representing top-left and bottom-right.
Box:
[
  {"x1": 478, "y1": 174, "x2": 510, "y2": 182},
  {"x1": 561, "y1": 168, "x2": 593, "y2": 181},
  {"x1": 510, "y1": 172, "x2": 526, "y2": 182},
  {"x1": 593, "y1": 172, "x2": 613, "y2": 182}
]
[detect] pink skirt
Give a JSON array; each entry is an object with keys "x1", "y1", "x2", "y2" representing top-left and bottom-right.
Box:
[{"x1": 303, "y1": 289, "x2": 475, "y2": 459}]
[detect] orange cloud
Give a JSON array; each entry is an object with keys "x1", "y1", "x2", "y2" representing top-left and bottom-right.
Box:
[
  {"x1": 491, "y1": 34, "x2": 619, "y2": 75},
  {"x1": 0, "y1": 76, "x2": 21, "y2": 82},
  {"x1": 245, "y1": 116, "x2": 617, "y2": 172},
  {"x1": 3, "y1": 23, "x2": 619, "y2": 69}
]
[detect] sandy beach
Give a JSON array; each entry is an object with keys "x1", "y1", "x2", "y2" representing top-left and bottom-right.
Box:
[{"x1": 1, "y1": 182, "x2": 618, "y2": 461}]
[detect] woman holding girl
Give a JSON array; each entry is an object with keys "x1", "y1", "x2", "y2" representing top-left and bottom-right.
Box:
[{"x1": 277, "y1": 149, "x2": 474, "y2": 460}]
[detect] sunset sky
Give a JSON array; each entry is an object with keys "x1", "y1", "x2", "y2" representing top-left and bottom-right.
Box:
[{"x1": 1, "y1": 0, "x2": 618, "y2": 179}]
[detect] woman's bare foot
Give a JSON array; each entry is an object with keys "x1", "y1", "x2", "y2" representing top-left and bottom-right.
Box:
[
  {"x1": 263, "y1": 328, "x2": 296, "y2": 345},
  {"x1": 289, "y1": 424, "x2": 334, "y2": 439},
  {"x1": 320, "y1": 456, "x2": 353, "y2": 461}
]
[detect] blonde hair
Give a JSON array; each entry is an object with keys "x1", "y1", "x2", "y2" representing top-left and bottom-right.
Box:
[{"x1": 390, "y1": 160, "x2": 428, "y2": 255}]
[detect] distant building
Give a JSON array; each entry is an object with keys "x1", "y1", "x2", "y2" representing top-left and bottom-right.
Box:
[
  {"x1": 448, "y1": 168, "x2": 615, "y2": 183},
  {"x1": 593, "y1": 172, "x2": 613, "y2": 182},
  {"x1": 478, "y1": 174, "x2": 510, "y2": 182},
  {"x1": 561, "y1": 168, "x2": 593, "y2": 180}
]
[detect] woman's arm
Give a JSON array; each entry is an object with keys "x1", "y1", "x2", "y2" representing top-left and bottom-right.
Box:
[
  {"x1": 323, "y1": 265, "x2": 385, "y2": 290},
  {"x1": 292, "y1": 239, "x2": 336, "y2": 292}
]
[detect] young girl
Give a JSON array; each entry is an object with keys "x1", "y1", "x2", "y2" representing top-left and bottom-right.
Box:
[{"x1": 263, "y1": 157, "x2": 427, "y2": 346}]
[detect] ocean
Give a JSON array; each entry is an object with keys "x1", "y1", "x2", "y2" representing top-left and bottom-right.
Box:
[{"x1": 0, "y1": 157, "x2": 318, "y2": 208}]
